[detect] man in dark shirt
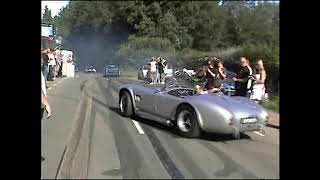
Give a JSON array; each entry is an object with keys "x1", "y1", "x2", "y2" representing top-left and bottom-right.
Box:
[
  {"x1": 212, "y1": 59, "x2": 227, "y2": 89},
  {"x1": 41, "y1": 48, "x2": 50, "y2": 82},
  {"x1": 157, "y1": 57, "x2": 168, "y2": 84},
  {"x1": 233, "y1": 57, "x2": 253, "y2": 97}
]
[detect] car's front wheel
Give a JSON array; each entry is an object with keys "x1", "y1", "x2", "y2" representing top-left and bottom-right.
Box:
[
  {"x1": 119, "y1": 91, "x2": 133, "y2": 117},
  {"x1": 176, "y1": 105, "x2": 201, "y2": 138}
]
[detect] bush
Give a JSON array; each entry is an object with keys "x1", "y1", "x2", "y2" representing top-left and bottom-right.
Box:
[
  {"x1": 233, "y1": 42, "x2": 279, "y2": 64},
  {"x1": 120, "y1": 66, "x2": 138, "y2": 78},
  {"x1": 261, "y1": 95, "x2": 279, "y2": 113}
]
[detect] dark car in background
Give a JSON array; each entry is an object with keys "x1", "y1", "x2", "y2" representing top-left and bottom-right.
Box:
[{"x1": 104, "y1": 65, "x2": 120, "y2": 77}]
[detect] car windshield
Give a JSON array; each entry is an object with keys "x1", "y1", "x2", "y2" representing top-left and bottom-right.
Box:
[
  {"x1": 108, "y1": 65, "x2": 115, "y2": 68},
  {"x1": 162, "y1": 77, "x2": 195, "y2": 91}
]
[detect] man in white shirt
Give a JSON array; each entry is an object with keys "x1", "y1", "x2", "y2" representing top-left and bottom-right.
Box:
[
  {"x1": 148, "y1": 57, "x2": 157, "y2": 84},
  {"x1": 48, "y1": 51, "x2": 56, "y2": 80}
]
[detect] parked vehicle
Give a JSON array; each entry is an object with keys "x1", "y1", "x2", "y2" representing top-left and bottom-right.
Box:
[{"x1": 104, "y1": 65, "x2": 120, "y2": 77}]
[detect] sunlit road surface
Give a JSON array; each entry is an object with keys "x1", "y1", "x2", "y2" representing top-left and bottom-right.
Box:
[{"x1": 41, "y1": 72, "x2": 279, "y2": 179}]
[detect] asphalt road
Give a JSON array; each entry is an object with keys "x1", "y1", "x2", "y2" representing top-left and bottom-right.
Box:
[{"x1": 42, "y1": 72, "x2": 279, "y2": 179}]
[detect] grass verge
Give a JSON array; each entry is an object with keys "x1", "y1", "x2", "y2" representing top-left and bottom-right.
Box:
[
  {"x1": 261, "y1": 95, "x2": 279, "y2": 113},
  {"x1": 120, "y1": 66, "x2": 138, "y2": 79}
]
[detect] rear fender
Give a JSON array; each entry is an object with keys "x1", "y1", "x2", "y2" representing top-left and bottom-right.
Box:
[{"x1": 172, "y1": 103, "x2": 204, "y2": 129}]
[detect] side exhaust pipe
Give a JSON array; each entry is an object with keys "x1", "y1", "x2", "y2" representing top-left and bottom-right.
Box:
[
  {"x1": 166, "y1": 120, "x2": 174, "y2": 127},
  {"x1": 232, "y1": 126, "x2": 241, "y2": 139}
]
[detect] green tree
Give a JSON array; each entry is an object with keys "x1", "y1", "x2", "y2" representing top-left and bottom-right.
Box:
[
  {"x1": 158, "y1": 11, "x2": 179, "y2": 47},
  {"x1": 42, "y1": 5, "x2": 53, "y2": 24}
]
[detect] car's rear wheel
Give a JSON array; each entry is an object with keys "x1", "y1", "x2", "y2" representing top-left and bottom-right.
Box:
[
  {"x1": 119, "y1": 91, "x2": 133, "y2": 117},
  {"x1": 176, "y1": 105, "x2": 201, "y2": 138}
]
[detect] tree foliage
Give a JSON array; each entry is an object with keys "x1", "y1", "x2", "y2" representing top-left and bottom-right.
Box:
[
  {"x1": 47, "y1": 1, "x2": 279, "y2": 65},
  {"x1": 42, "y1": 5, "x2": 53, "y2": 24},
  {"x1": 52, "y1": 2, "x2": 277, "y2": 45},
  {"x1": 44, "y1": 1, "x2": 279, "y2": 93}
]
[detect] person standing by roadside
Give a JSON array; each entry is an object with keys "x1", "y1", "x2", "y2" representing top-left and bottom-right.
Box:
[
  {"x1": 54, "y1": 49, "x2": 61, "y2": 78},
  {"x1": 211, "y1": 59, "x2": 227, "y2": 89},
  {"x1": 46, "y1": 50, "x2": 54, "y2": 81},
  {"x1": 61, "y1": 53, "x2": 68, "y2": 77},
  {"x1": 250, "y1": 59, "x2": 267, "y2": 103},
  {"x1": 148, "y1": 57, "x2": 157, "y2": 84},
  {"x1": 155, "y1": 59, "x2": 161, "y2": 84},
  {"x1": 204, "y1": 60, "x2": 217, "y2": 92},
  {"x1": 233, "y1": 56, "x2": 253, "y2": 97},
  {"x1": 158, "y1": 57, "x2": 168, "y2": 84},
  {"x1": 48, "y1": 49, "x2": 56, "y2": 80},
  {"x1": 41, "y1": 48, "x2": 50, "y2": 83}
]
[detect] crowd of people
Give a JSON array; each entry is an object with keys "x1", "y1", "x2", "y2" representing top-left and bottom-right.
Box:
[
  {"x1": 147, "y1": 56, "x2": 168, "y2": 84},
  {"x1": 41, "y1": 48, "x2": 70, "y2": 86},
  {"x1": 194, "y1": 56, "x2": 268, "y2": 104}
]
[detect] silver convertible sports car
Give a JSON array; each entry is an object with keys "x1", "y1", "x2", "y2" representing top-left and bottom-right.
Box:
[{"x1": 118, "y1": 83, "x2": 268, "y2": 139}]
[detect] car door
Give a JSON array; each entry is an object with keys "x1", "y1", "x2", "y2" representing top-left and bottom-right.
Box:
[
  {"x1": 153, "y1": 89, "x2": 184, "y2": 119},
  {"x1": 134, "y1": 87, "x2": 158, "y2": 115}
]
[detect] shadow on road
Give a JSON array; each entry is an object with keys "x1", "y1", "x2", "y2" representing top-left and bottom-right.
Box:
[
  {"x1": 107, "y1": 106, "x2": 251, "y2": 142},
  {"x1": 108, "y1": 107, "x2": 181, "y2": 137},
  {"x1": 200, "y1": 132, "x2": 251, "y2": 142},
  {"x1": 49, "y1": 94, "x2": 80, "y2": 103}
]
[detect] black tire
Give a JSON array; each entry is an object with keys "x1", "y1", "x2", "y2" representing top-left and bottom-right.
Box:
[
  {"x1": 175, "y1": 105, "x2": 201, "y2": 138},
  {"x1": 119, "y1": 91, "x2": 133, "y2": 117}
]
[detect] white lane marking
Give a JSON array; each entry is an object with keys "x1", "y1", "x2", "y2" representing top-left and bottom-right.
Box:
[
  {"x1": 48, "y1": 87, "x2": 52, "y2": 90},
  {"x1": 53, "y1": 84, "x2": 57, "y2": 86},
  {"x1": 253, "y1": 131, "x2": 265, "y2": 137},
  {"x1": 106, "y1": 78, "x2": 109, "y2": 80},
  {"x1": 132, "y1": 120, "x2": 145, "y2": 135}
]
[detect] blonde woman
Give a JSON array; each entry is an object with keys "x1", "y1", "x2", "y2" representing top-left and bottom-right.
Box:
[{"x1": 250, "y1": 60, "x2": 266, "y2": 103}]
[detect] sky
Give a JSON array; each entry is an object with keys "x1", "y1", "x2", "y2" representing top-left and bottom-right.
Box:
[{"x1": 41, "y1": 1, "x2": 69, "y2": 18}]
